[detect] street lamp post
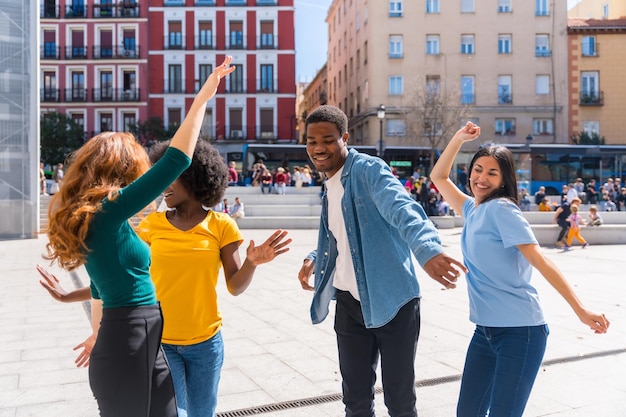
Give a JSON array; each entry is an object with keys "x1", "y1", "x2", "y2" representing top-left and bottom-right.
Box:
[
  {"x1": 377, "y1": 104, "x2": 386, "y2": 160},
  {"x1": 526, "y1": 134, "x2": 533, "y2": 149}
]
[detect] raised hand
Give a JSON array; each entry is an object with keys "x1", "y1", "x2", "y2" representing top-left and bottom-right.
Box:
[
  {"x1": 245, "y1": 230, "x2": 291, "y2": 266},
  {"x1": 454, "y1": 121, "x2": 481, "y2": 143}
]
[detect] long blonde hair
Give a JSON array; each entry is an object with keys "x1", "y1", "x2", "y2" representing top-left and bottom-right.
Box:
[{"x1": 44, "y1": 132, "x2": 151, "y2": 270}]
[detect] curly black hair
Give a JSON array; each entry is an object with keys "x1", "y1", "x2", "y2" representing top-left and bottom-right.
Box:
[
  {"x1": 305, "y1": 105, "x2": 348, "y2": 136},
  {"x1": 149, "y1": 140, "x2": 228, "y2": 208}
]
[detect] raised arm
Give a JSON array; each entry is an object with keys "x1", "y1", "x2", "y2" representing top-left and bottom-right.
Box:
[
  {"x1": 169, "y1": 56, "x2": 235, "y2": 158},
  {"x1": 430, "y1": 122, "x2": 481, "y2": 215}
]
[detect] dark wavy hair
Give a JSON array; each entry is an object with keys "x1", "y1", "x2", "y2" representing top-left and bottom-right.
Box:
[
  {"x1": 468, "y1": 145, "x2": 519, "y2": 205},
  {"x1": 149, "y1": 140, "x2": 228, "y2": 208},
  {"x1": 305, "y1": 105, "x2": 348, "y2": 135}
]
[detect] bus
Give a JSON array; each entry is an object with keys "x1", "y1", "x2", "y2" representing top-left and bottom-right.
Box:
[{"x1": 507, "y1": 144, "x2": 626, "y2": 195}]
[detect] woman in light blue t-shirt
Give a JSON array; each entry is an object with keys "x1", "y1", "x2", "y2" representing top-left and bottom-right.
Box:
[{"x1": 431, "y1": 121, "x2": 610, "y2": 417}]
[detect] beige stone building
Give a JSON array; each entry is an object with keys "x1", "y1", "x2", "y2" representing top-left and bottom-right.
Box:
[
  {"x1": 297, "y1": 64, "x2": 327, "y2": 143},
  {"x1": 321, "y1": 0, "x2": 569, "y2": 151},
  {"x1": 568, "y1": 18, "x2": 626, "y2": 144},
  {"x1": 568, "y1": 0, "x2": 626, "y2": 19}
]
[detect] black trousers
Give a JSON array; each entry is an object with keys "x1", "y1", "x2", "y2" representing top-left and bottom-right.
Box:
[
  {"x1": 89, "y1": 304, "x2": 177, "y2": 417},
  {"x1": 334, "y1": 290, "x2": 421, "y2": 417},
  {"x1": 557, "y1": 220, "x2": 569, "y2": 243}
]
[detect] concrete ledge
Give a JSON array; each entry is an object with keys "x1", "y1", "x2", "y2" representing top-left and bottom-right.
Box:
[
  {"x1": 235, "y1": 216, "x2": 320, "y2": 230},
  {"x1": 530, "y1": 224, "x2": 626, "y2": 246},
  {"x1": 430, "y1": 216, "x2": 456, "y2": 229},
  {"x1": 245, "y1": 205, "x2": 321, "y2": 217},
  {"x1": 523, "y1": 211, "x2": 626, "y2": 225}
]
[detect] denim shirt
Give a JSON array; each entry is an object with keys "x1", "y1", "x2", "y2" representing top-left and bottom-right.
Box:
[{"x1": 306, "y1": 149, "x2": 444, "y2": 328}]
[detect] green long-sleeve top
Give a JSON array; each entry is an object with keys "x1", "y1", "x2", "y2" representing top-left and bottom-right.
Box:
[{"x1": 84, "y1": 147, "x2": 191, "y2": 308}]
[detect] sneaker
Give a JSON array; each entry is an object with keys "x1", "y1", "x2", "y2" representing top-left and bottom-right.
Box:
[
  {"x1": 582, "y1": 243, "x2": 588, "y2": 249},
  {"x1": 563, "y1": 244, "x2": 570, "y2": 251}
]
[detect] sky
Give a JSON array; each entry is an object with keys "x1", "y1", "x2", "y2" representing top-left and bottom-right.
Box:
[{"x1": 295, "y1": 0, "x2": 333, "y2": 82}]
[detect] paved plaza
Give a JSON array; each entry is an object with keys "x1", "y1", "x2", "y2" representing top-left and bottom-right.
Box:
[{"x1": 1, "y1": 228, "x2": 625, "y2": 416}]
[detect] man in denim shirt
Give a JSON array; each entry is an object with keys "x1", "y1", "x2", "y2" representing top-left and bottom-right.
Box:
[{"x1": 298, "y1": 106, "x2": 466, "y2": 417}]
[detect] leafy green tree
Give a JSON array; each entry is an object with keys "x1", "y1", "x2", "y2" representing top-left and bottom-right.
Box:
[
  {"x1": 40, "y1": 112, "x2": 84, "y2": 165},
  {"x1": 571, "y1": 131, "x2": 606, "y2": 145},
  {"x1": 131, "y1": 116, "x2": 178, "y2": 146}
]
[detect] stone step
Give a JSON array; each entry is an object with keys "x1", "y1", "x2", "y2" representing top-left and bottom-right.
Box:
[
  {"x1": 224, "y1": 186, "x2": 322, "y2": 196},
  {"x1": 530, "y1": 224, "x2": 626, "y2": 246},
  {"x1": 220, "y1": 193, "x2": 322, "y2": 206},
  {"x1": 235, "y1": 216, "x2": 320, "y2": 230},
  {"x1": 523, "y1": 210, "x2": 626, "y2": 224},
  {"x1": 244, "y1": 205, "x2": 321, "y2": 217}
]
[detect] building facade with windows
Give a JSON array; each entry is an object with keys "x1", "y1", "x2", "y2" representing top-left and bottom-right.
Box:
[
  {"x1": 1, "y1": 1, "x2": 39, "y2": 239},
  {"x1": 568, "y1": 0, "x2": 626, "y2": 20},
  {"x1": 148, "y1": 0, "x2": 296, "y2": 159},
  {"x1": 39, "y1": 0, "x2": 149, "y2": 141},
  {"x1": 322, "y1": 0, "x2": 569, "y2": 150},
  {"x1": 567, "y1": 18, "x2": 626, "y2": 144}
]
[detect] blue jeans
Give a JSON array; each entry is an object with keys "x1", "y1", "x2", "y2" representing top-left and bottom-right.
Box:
[
  {"x1": 457, "y1": 325, "x2": 549, "y2": 417},
  {"x1": 162, "y1": 331, "x2": 224, "y2": 417}
]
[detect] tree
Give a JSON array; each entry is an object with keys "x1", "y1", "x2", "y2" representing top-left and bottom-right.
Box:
[
  {"x1": 130, "y1": 116, "x2": 178, "y2": 146},
  {"x1": 403, "y1": 76, "x2": 469, "y2": 172},
  {"x1": 571, "y1": 131, "x2": 605, "y2": 145},
  {"x1": 40, "y1": 112, "x2": 85, "y2": 165}
]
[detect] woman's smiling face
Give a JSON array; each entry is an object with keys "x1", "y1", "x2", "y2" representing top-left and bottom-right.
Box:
[{"x1": 469, "y1": 156, "x2": 503, "y2": 203}]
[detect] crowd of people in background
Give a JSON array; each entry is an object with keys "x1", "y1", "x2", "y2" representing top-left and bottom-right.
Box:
[{"x1": 228, "y1": 159, "x2": 324, "y2": 194}]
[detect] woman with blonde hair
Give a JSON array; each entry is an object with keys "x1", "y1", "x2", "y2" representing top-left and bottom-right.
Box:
[{"x1": 40, "y1": 57, "x2": 234, "y2": 417}]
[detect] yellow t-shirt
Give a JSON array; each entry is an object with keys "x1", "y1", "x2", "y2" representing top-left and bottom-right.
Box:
[{"x1": 137, "y1": 210, "x2": 243, "y2": 345}]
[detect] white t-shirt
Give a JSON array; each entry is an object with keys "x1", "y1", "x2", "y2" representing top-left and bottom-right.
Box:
[{"x1": 325, "y1": 170, "x2": 360, "y2": 301}]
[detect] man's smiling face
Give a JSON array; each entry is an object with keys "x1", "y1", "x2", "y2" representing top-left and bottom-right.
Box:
[{"x1": 305, "y1": 121, "x2": 349, "y2": 178}]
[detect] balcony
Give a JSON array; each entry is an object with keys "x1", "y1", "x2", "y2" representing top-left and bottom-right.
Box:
[
  {"x1": 40, "y1": 5, "x2": 60, "y2": 18},
  {"x1": 195, "y1": 0, "x2": 216, "y2": 5},
  {"x1": 163, "y1": 80, "x2": 187, "y2": 94},
  {"x1": 41, "y1": 88, "x2": 61, "y2": 102},
  {"x1": 389, "y1": 52, "x2": 403, "y2": 59},
  {"x1": 164, "y1": 35, "x2": 185, "y2": 50},
  {"x1": 164, "y1": 0, "x2": 185, "y2": 6},
  {"x1": 225, "y1": 82, "x2": 246, "y2": 94},
  {"x1": 92, "y1": 3, "x2": 140, "y2": 18},
  {"x1": 226, "y1": 0, "x2": 247, "y2": 5},
  {"x1": 92, "y1": 45, "x2": 140, "y2": 59},
  {"x1": 258, "y1": 35, "x2": 276, "y2": 49},
  {"x1": 65, "y1": 46, "x2": 89, "y2": 59},
  {"x1": 92, "y1": 88, "x2": 140, "y2": 102},
  {"x1": 461, "y1": 93, "x2": 475, "y2": 104},
  {"x1": 64, "y1": 5, "x2": 88, "y2": 18},
  {"x1": 535, "y1": 49, "x2": 551, "y2": 57},
  {"x1": 257, "y1": 0, "x2": 277, "y2": 5},
  {"x1": 194, "y1": 36, "x2": 214, "y2": 50},
  {"x1": 582, "y1": 42, "x2": 599, "y2": 57},
  {"x1": 580, "y1": 91, "x2": 604, "y2": 106},
  {"x1": 41, "y1": 46, "x2": 61, "y2": 60},
  {"x1": 64, "y1": 88, "x2": 88, "y2": 102}
]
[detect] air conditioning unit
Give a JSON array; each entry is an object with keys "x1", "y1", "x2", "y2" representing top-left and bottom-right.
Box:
[
  {"x1": 260, "y1": 132, "x2": 274, "y2": 139},
  {"x1": 230, "y1": 130, "x2": 243, "y2": 140}
]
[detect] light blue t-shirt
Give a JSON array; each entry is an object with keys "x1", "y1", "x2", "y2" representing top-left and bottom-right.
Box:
[{"x1": 461, "y1": 198, "x2": 545, "y2": 327}]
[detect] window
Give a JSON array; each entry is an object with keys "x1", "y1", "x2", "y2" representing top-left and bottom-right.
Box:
[
  {"x1": 426, "y1": 75, "x2": 440, "y2": 99},
  {"x1": 498, "y1": 75, "x2": 512, "y2": 104},
  {"x1": 461, "y1": 0, "x2": 474, "y2": 13},
  {"x1": 168, "y1": 65, "x2": 182, "y2": 93},
  {"x1": 535, "y1": 34, "x2": 550, "y2": 57},
  {"x1": 461, "y1": 75, "x2": 475, "y2": 104},
  {"x1": 536, "y1": 75, "x2": 550, "y2": 95},
  {"x1": 581, "y1": 71, "x2": 600, "y2": 103},
  {"x1": 43, "y1": 30, "x2": 56, "y2": 58},
  {"x1": 168, "y1": 108, "x2": 181, "y2": 127},
  {"x1": 100, "y1": 71, "x2": 112, "y2": 100},
  {"x1": 386, "y1": 119, "x2": 406, "y2": 136},
  {"x1": 229, "y1": 108, "x2": 243, "y2": 139},
  {"x1": 260, "y1": 108, "x2": 274, "y2": 136},
  {"x1": 100, "y1": 30, "x2": 113, "y2": 58},
  {"x1": 123, "y1": 113, "x2": 136, "y2": 132},
  {"x1": 42, "y1": 72, "x2": 57, "y2": 101},
  {"x1": 426, "y1": 35, "x2": 440, "y2": 55},
  {"x1": 461, "y1": 34, "x2": 475, "y2": 54},
  {"x1": 71, "y1": 30, "x2": 85, "y2": 58},
  {"x1": 229, "y1": 64, "x2": 244, "y2": 93},
  {"x1": 498, "y1": 34, "x2": 512, "y2": 54},
  {"x1": 260, "y1": 21, "x2": 274, "y2": 48},
  {"x1": 389, "y1": 35, "x2": 403, "y2": 58},
  {"x1": 100, "y1": 113, "x2": 113, "y2": 132},
  {"x1": 603, "y1": 3, "x2": 609, "y2": 18},
  {"x1": 533, "y1": 118, "x2": 553, "y2": 135},
  {"x1": 229, "y1": 21, "x2": 244, "y2": 49},
  {"x1": 498, "y1": 0, "x2": 512, "y2": 12},
  {"x1": 168, "y1": 21, "x2": 182, "y2": 49},
  {"x1": 71, "y1": 72, "x2": 85, "y2": 101},
  {"x1": 389, "y1": 0, "x2": 403, "y2": 17},
  {"x1": 426, "y1": 0, "x2": 439, "y2": 13},
  {"x1": 198, "y1": 64, "x2": 212, "y2": 91},
  {"x1": 123, "y1": 30, "x2": 136, "y2": 56},
  {"x1": 495, "y1": 119, "x2": 515, "y2": 135},
  {"x1": 582, "y1": 121, "x2": 599, "y2": 136},
  {"x1": 123, "y1": 71, "x2": 136, "y2": 95},
  {"x1": 581, "y1": 36, "x2": 597, "y2": 56},
  {"x1": 389, "y1": 76, "x2": 403, "y2": 95},
  {"x1": 535, "y1": 0, "x2": 549, "y2": 16},
  {"x1": 260, "y1": 64, "x2": 273, "y2": 92},
  {"x1": 199, "y1": 21, "x2": 213, "y2": 49}
]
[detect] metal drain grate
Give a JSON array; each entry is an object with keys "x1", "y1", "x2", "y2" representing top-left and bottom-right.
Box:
[{"x1": 217, "y1": 348, "x2": 626, "y2": 416}]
